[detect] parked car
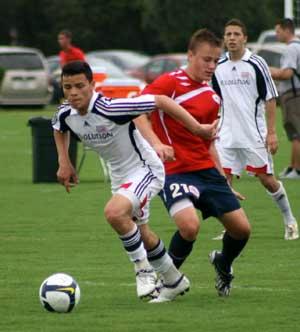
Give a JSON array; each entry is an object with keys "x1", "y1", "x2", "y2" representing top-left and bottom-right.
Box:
[
  {"x1": 46, "y1": 54, "x2": 144, "y2": 100},
  {"x1": 0, "y1": 46, "x2": 52, "y2": 106},
  {"x1": 87, "y1": 50, "x2": 150, "y2": 73},
  {"x1": 257, "y1": 28, "x2": 300, "y2": 44},
  {"x1": 253, "y1": 43, "x2": 286, "y2": 68},
  {"x1": 129, "y1": 53, "x2": 188, "y2": 84}
]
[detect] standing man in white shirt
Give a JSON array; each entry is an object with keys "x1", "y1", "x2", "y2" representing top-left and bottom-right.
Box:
[
  {"x1": 212, "y1": 18, "x2": 298, "y2": 240},
  {"x1": 52, "y1": 61, "x2": 219, "y2": 302},
  {"x1": 270, "y1": 18, "x2": 300, "y2": 179}
]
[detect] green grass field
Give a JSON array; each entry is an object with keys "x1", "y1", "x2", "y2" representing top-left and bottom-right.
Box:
[{"x1": 0, "y1": 106, "x2": 299, "y2": 332}]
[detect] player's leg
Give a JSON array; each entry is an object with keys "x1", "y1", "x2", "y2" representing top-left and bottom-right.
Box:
[
  {"x1": 168, "y1": 202, "x2": 200, "y2": 268},
  {"x1": 279, "y1": 96, "x2": 300, "y2": 178},
  {"x1": 244, "y1": 147, "x2": 298, "y2": 240},
  {"x1": 212, "y1": 147, "x2": 242, "y2": 240},
  {"x1": 210, "y1": 208, "x2": 251, "y2": 297},
  {"x1": 257, "y1": 173, "x2": 299, "y2": 240},
  {"x1": 131, "y1": 170, "x2": 190, "y2": 302},
  {"x1": 139, "y1": 222, "x2": 190, "y2": 303}
]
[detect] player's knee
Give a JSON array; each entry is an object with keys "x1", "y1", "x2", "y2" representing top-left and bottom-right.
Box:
[
  {"x1": 178, "y1": 220, "x2": 200, "y2": 241},
  {"x1": 104, "y1": 204, "x2": 125, "y2": 225}
]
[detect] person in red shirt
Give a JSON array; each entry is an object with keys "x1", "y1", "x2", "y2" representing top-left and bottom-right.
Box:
[
  {"x1": 135, "y1": 28, "x2": 250, "y2": 297},
  {"x1": 58, "y1": 30, "x2": 85, "y2": 67}
]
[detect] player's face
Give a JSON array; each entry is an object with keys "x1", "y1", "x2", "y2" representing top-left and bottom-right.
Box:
[
  {"x1": 275, "y1": 25, "x2": 287, "y2": 43},
  {"x1": 187, "y1": 42, "x2": 221, "y2": 82},
  {"x1": 62, "y1": 74, "x2": 95, "y2": 115},
  {"x1": 224, "y1": 25, "x2": 247, "y2": 53},
  {"x1": 58, "y1": 34, "x2": 70, "y2": 49}
]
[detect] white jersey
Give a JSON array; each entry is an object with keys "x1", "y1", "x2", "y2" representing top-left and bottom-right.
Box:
[
  {"x1": 52, "y1": 92, "x2": 163, "y2": 188},
  {"x1": 212, "y1": 48, "x2": 278, "y2": 148}
]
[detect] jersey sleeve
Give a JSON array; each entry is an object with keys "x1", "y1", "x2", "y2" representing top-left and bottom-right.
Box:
[
  {"x1": 281, "y1": 45, "x2": 299, "y2": 71},
  {"x1": 142, "y1": 73, "x2": 176, "y2": 97},
  {"x1": 251, "y1": 55, "x2": 278, "y2": 101},
  {"x1": 52, "y1": 105, "x2": 71, "y2": 132},
  {"x1": 93, "y1": 94, "x2": 156, "y2": 124}
]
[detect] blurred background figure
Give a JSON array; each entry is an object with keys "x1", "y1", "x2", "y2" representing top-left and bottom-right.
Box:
[
  {"x1": 57, "y1": 29, "x2": 86, "y2": 67},
  {"x1": 270, "y1": 18, "x2": 300, "y2": 179}
]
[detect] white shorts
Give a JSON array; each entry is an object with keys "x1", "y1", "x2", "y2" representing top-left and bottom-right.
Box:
[
  {"x1": 217, "y1": 146, "x2": 274, "y2": 176},
  {"x1": 113, "y1": 165, "x2": 165, "y2": 225}
]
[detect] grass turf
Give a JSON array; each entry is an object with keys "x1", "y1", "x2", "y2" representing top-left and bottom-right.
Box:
[{"x1": 0, "y1": 106, "x2": 299, "y2": 331}]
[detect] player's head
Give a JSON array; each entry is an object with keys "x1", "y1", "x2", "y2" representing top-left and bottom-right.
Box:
[
  {"x1": 186, "y1": 28, "x2": 222, "y2": 82},
  {"x1": 223, "y1": 18, "x2": 248, "y2": 53},
  {"x1": 58, "y1": 29, "x2": 72, "y2": 49},
  {"x1": 275, "y1": 18, "x2": 295, "y2": 43},
  {"x1": 61, "y1": 61, "x2": 95, "y2": 114}
]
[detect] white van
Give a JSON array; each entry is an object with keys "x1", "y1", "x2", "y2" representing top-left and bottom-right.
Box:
[{"x1": 0, "y1": 46, "x2": 52, "y2": 106}]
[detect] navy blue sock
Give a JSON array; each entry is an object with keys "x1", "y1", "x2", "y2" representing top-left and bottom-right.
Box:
[
  {"x1": 168, "y1": 230, "x2": 195, "y2": 269},
  {"x1": 221, "y1": 232, "x2": 248, "y2": 270}
]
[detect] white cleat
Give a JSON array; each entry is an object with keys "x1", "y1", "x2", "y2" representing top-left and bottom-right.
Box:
[
  {"x1": 284, "y1": 223, "x2": 299, "y2": 240},
  {"x1": 136, "y1": 269, "x2": 157, "y2": 298},
  {"x1": 149, "y1": 275, "x2": 190, "y2": 303},
  {"x1": 282, "y1": 169, "x2": 300, "y2": 179}
]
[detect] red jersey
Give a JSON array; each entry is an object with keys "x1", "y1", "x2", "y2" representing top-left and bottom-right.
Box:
[
  {"x1": 59, "y1": 46, "x2": 85, "y2": 66},
  {"x1": 142, "y1": 69, "x2": 220, "y2": 175}
]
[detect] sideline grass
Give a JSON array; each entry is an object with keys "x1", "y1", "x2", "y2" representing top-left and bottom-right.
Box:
[{"x1": 0, "y1": 106, "x2": 299, "y2": 332}]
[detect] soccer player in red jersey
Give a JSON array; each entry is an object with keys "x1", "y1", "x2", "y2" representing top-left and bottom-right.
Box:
[
  {"x1": 135, "y1": 29, "x2": 251, "y2": 297},
  {"x1": 58, "y1": 30, "x2": 86, "y2": 67}
]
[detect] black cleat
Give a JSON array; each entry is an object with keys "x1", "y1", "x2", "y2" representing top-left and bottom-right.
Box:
[{"x1": 209, "y1": 250, "x2": 234, "y2": 297}]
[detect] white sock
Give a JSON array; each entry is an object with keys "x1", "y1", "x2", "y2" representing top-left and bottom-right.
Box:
[
  {"x1": 134, "y1": 257, "x2": 152, "y2": 272},
  {"x1": 267, "y1": 181, "x2": 296, "y2": 225},
  {"x1": 147, "y1": 239, "x2": 181, "y2": 285},
  {"x1": 119, "y1": 224, "x2": 147, "y2": 263}
]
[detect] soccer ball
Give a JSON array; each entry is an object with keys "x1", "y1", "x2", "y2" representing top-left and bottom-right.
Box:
[{"x1": 39, "y1": 273, "x2": 80, "y2": 313}]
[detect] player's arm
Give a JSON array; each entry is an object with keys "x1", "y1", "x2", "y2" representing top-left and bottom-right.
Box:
[
  {"x1": 269, "y1": 67, "x2": 294, "y2": 80},
  {"x1": 53, "y1": 130, "x2": 78, "y2": 193},
  {"x1": 265, "y1": 98, "x2": 278, "y2": 155},
  {"x1": 154, "y1": 95, "x2": 218, "y2": 140},
  {"x1": 209, "y1": 142, "x2": 245, "y2": 200},
  {"x1": 134, "y1": 115, "x2": 175, "y2": 162}
]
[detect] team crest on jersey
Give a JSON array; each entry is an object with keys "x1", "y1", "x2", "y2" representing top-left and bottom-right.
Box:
[
  {"x1": 212, "y1": 93, "x2": 221, "y2": 105},
  {"x1": 241, "y1": 71, "x2": 250, "y2": 78},
  {"x1": 96, "y1": 125, "x2": 108, "y2": 133}
]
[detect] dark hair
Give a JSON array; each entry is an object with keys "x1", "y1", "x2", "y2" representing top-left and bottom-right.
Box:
[
  {"x1": 188, "y1": 28, "x2": 222, "y2": 52},
  {"x1": 61, "y1": 61, "x2": 93, "y2": 82},
  {"x1": 224, "y1": 18, "x2": 247, "y2": 36},
  {"x1": 276, "y1": 18, "x2": 295, "y2": 33},
  {"x1": 59, "y1": 29, "x2": 72, "y2": 39}
]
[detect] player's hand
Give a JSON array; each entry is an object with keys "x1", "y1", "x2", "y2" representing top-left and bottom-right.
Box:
[
  {"x1": 231, "y1": 187, "x2": 246, "y2": 200},
  {"x1": 266, "y1": 132, "x2": 278, "y2": 155},
  {"x1": 196, "y1": 119, "x2": 219, "y2": 140},
  {"x1": 57, "y1": 163, "x2": 78, "y2": 193},
  {"x1": 153, "y1": 143, "x2": 175, "y2": 162}
]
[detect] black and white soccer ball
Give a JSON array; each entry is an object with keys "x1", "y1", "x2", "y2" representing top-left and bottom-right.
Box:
[{"x1": 39, "y1": 273, "x2": 80, "y2": 313}]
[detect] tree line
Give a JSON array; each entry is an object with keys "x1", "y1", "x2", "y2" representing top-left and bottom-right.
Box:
[{"x1": 1, "y1": 0, "x2": 284, "y2": 56}]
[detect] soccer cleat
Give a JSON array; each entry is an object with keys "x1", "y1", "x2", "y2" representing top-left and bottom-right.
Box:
[
  {"x1": 209, "y1": 250, "x2": 234, "y2": 297},
  {"x1": 282, "y1": 169, "x2": 300, "y2": 179},
  {"x1": 149, "y1": 275, "x2": 190, "y2": 303},
  {"x1": 212, "y1": 230, "x2": 225, "y2": 240},
  {"x1": 136, "y1": 268, "x2": 157, "y2": 298},
  {"x1": 279, "y1": 167, "x2": 294, "y2": 179},
  {"x1": 284, "y1": 223, "x2": 299, "y2": 240}
]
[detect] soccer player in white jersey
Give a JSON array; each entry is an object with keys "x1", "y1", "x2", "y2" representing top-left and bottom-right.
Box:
[
  {"x1": 52, "y1": 61, "x2": 218, "y2": 302},
  {"x1": 212, "y1": 18, "x2": 299, "y2": 240}
]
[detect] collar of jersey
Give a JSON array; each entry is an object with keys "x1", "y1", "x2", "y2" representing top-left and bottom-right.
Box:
[
  {"x1": 226, "y1": 48, "x2": 251, "y2": 62},
  {"x1": 70, "y1": 90, "x2": 99, "y2": 115}
]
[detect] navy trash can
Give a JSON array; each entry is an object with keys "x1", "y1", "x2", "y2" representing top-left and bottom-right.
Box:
[{"x1": 28, "y1": 117, "x2": 77, "y2": 183}]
